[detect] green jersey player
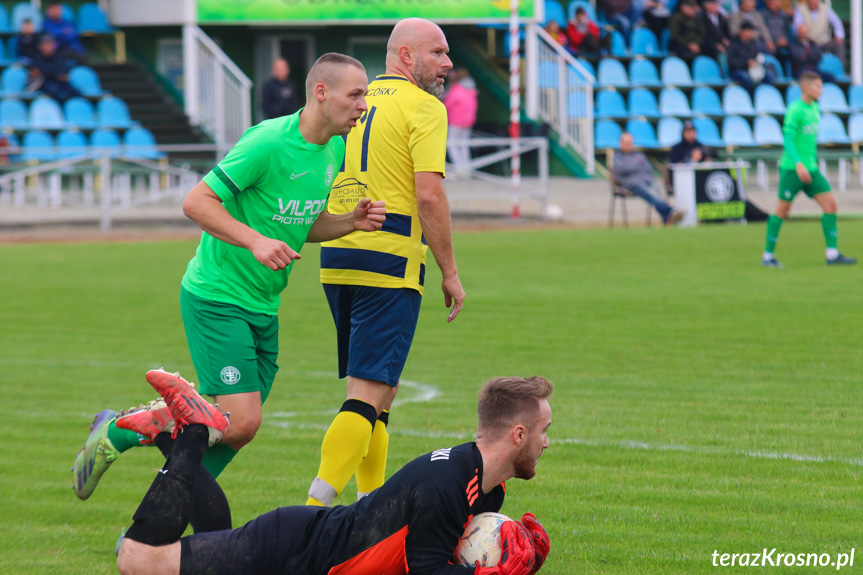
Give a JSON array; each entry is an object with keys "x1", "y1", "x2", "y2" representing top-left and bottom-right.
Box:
[
  {"x1": 71, "y1": 54, "x2": 386, "y2": 534},
  {"x1": 762, "y1": 71, "x2": 856, "y2": 267}
]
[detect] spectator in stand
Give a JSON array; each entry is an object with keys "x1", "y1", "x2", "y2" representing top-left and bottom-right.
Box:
[
  {"x1": 16, "y1": 19, "x2": 39, "y2": 64},
  {"x1": 669, "y1": 0, "x2": 705, "y2": 59},
  {"x1": 42, "y1": 2, "x2": 86, "y2": 60},
  {"x1": 729, "y1": 0, "x2": 774, "y2": 53},
  {"x1": 728, "y1": 22, "x2": 775, "y2": 92},
  {"x1": 566, "y1": 7, "x2": 610, "y2": 55},
  {"x1": 716, "y1": 0, "x2": 738, "y2": 17},
  {"x1": 641, "y1": 0, "x2": 672, "y2": 40},
  {"x1": 613, "y1": 132, "x2": 683, "y2": 225},
  {"x1": 442, "y1": 68, "x2": 478, "y2": 174},
  {"x1": 544, "y1": 20, "x2": 568, "y2": 48},
  {"x1": 793, "y1": 0, "x2": 845, "y2": 67},
  {"x1": 762, "y1": 0, "x2": 792, "y2": 67},
  {"x1": 700, "y1": 0, "x2": 730, "y2": 59},
  {"x1": 30, "y1": 34, "x2": 81, "y2": 102},
  {"x1": 788, "y1": 23, "x2": 834, "y2": 82},
  {"x1": 261, "y1": 58, "x2": 299, "y2": 120},
  {"x1": 669, "y1": 121, "x2": 714, "y2": 164},
  {"x1": 599, "y1": 0, "x2": 637, "y2": 40}
]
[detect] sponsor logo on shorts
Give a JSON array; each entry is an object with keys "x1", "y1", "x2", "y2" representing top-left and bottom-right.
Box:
[
  {"x1": 220, "y1": 366, "x2": 241, "y2": 385},
  {"x1": 784, "y1": 190, "x2": 792, "y2": 199}
]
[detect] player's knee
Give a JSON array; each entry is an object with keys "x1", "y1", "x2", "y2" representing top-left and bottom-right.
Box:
[
  {"x1": 116, "y1": 539, "x2": 144, "y2": 575},
  {"x1": 224, "y1": 414, "x2": 261, "y2": 447}
]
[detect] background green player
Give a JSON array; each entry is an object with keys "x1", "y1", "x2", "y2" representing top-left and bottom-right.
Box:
[{"x1": 762, "y1": 71, "x2": 856, "y2": 268}]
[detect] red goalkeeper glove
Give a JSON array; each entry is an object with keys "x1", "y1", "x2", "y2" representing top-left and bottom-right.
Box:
[
  {"x1": 474, "y1": 521, "x2": 536, "y2": 575},
  {"x1": 521, "y1": 513, "x2": 550, "y2": 574}
]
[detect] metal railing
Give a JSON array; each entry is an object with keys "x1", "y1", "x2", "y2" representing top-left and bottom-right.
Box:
[
  {"x1": 183, "y1": 25, "x2": 252, "y2": 155},
  {"x1": 525, "y1": 23, "x2": 595, "y2": 174}
]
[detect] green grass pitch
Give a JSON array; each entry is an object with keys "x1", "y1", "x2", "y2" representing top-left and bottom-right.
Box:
[{"x1": 1, "y1": 221, "x2": 861, "y2": 574}]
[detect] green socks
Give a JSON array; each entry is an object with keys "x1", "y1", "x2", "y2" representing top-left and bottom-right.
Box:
[
  {"x1": 764, "y1": 214, "x2": 784, "y2": 255},
  {"x1": 821, "y1": 213, "x2": 838, "y2": 249},
  {"x1": 106, "y1": 421, "x2": 146, "y2": 453},
  {"x1": 201, "y1": 442, "x2": 238, "y2": 479}
]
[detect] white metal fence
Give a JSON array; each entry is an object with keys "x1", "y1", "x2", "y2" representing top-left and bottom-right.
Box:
[
  {"x1": 525, "y1": 23, "x2": 595, "y2": 174},
  {"x1": 183, "y1": 25, "x2": 252, "y2": 155}
]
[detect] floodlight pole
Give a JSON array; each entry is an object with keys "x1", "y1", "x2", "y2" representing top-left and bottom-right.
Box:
[
  {"x1": 508, "y1": 0, "x2": 521, "y2": 219},
  {"x1": 852, "y1": 0, "x2": 861, "y2": 85}
]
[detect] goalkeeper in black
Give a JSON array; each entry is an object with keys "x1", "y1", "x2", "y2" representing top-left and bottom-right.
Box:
[{"x1": 117, "y1": 376, "x2": 553, "y2": 575}]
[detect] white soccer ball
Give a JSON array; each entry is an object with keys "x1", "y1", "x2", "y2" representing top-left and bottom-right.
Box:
[
  {"x1": 454, "y1": 512, "x2": 512, "y2": 567},
  {"x1": 543, "y1": 204, "x2": 564, "y2": 221}
]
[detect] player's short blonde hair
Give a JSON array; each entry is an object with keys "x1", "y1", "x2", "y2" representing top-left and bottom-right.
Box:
[
  {"x1": 478, "y1": 376, "x2": 553, "y2": 436},
  {"x1": 305, "y1": 53, "x2": 366, "y2": 95}
]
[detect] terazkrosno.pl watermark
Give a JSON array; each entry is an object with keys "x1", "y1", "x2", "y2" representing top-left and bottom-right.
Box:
[{"x1": 712, "y1": 549, "x2": 855, "y2": 570}]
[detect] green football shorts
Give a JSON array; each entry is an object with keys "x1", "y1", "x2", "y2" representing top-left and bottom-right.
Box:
[
  {"x1": 180, "y1": 287, "x2": 279, "y2": 403},
  {"x1": 777, "y1": 168, "x2": 831, "y2": 201}
]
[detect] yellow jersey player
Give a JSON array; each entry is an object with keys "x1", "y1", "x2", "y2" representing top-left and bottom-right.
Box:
[{"x1": 307, "y1": 18, "x2": 466, "y2": 506}]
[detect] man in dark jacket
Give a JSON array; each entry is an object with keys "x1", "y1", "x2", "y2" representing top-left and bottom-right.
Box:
[
  {"x1": 15, "y1": 19, "x2": 39, "y2": 64},
  {"x1": 669, "y1": 0, "x2": 705, "y2": 58},
  {"x1": 728, "y1": 22, "x2": 774, "y2": 92},
  {"x1": 700, "y1": 0, "x2": 730, "y2": 59},
  {"x1": 261, "y1": 58, "x2": 299, "y2": 120},
  {"x1": 30, "y1": 34, "x2": 81, "y2": 102},
  {"x1": 788, "y1": 23, "x2": 834, "y2": 81},
  {"x1": 669, "y1": 121, "x2": 714, "y2": 164}
]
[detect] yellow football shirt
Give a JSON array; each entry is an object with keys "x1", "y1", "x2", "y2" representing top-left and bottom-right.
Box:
[{"x1": 320, "y1": 74, "x2": 448, "y2": 294}]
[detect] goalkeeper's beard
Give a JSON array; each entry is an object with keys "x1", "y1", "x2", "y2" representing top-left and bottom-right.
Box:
[{"x1": 512, "y1": 443, "x2": 538, "y2": 480}]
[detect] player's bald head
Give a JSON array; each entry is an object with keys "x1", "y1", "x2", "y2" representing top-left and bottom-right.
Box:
[
  {"x1": 387, "y1": 18, "x2": 446, "y2": 57},
  {"x1": 305, "y1": 53, "x2": 366, "y2": 96}
]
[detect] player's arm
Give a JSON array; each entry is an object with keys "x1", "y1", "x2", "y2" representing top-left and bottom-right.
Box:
[
  {"x1": 306, "y1": 197, "x2": 386, "y2": 242},
  {"x1": 416, "y1": 171, "x2": 465, "y2": 322},
  {"x1": 780, "y1": 109, "x2": 811, "y2": 184},
  {"x1": 183, "y1": 180, "x2": 300, "y2": 271}
]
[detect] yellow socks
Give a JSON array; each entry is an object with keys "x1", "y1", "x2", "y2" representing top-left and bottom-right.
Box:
[{"x1": 356, "y1": 411, "x2": 390, "y2": 498}]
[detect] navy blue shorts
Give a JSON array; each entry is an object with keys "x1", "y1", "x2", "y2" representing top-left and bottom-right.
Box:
[
  {"x1": 180, "y1": 506, "x2": 323, "y2": 575},
  {"x1": 323, "y1": 284, "x2": 422, "y2": 387}
]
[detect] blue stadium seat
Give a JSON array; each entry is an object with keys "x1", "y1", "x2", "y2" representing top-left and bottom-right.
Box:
[
  {"x1": 567, "y1": 0, "x2": 597, "y2": 21},
  {"x1": 628, "y1": 58, "x2": 661, "y2": 87},
  {"x1": 576, "y1": 58, "x2": 595, "y2": 80},
  {"x1": 90, "y1": 128, "x2": 121, "y2": 155},
  {"x1": 69, "y1": 66, "x2": 106, "y2": 97},
  {"x1": 597, "y1": 59, "x2": 629, "y2": 87},
  {"x1": 596, "y1": 89, "x2": 628, "y2": 118},
  {"x1": 818, "y1": 53, "x2": 848, "y2": 82},
  {"x1": 692, "y1": 117, "x2": 723, "y2": 147},
  {"x1": 11, "y1": 2, "x2": 42, "y2": 31},
  {"x1": 97, "y1": 96, "x2": 133, "y2": 129},
  {"x1": 627, "y1": 88, "x2": 660, "y2": 118},
  {"x1": 660, "y1": 28, "x2": 670, "y2": 52},
  {"x1": 56, "y1": 129, "x2": 88, "y2": 158},
  {"x1": 63, "y1": 97, "x2": 96, "y2": 129},
  {"x1": 22, "y1": 130, "x2": 55, "y2": 162},
  {"x1": 753, "y1": 115, "x2": 783, "y2": 145},
  {"x1": 77, "y1": 2, "x2": 113, "y2": 32},
  {"x1": 817, "y1": 113, "x2": 849, "y2": 144},
  {"x1": 723, "y1": 85, "x2": 755, "y2": 115},
  {"x1": 543, "y1": 0, "x2": 567, "y2": 27},
  {"x1": 691, "y1": 87, "x2": 723, "y2": 116},
  {"x1": 0, "y1": 5, "x2": 10, "y2": 33},
  {"x1": 692, "y1": 56, "x2": 724, "y2": 85},
  {"x1": 538, "y1": 61, "x2": 560, "y2": 89},
  {"x1": 630, "y1": 28, "x2": 664, "y2": 56},
  {"x1": 721, "y1": 115, "x2": 755, "y2": 146},
  {"x1": 849, "y1": 85, "x2": 863, "y2": 112},
  {"x1": 4, "y1": 132, "x2": 21, "y2": 161},
  {"x1": 0, "y1": 98, "x2": 28, "y2": 130},
  {"x1": 60, "y1": 3, "x2": 76, "y2": 23},
  {"x1": 659, "y1": 87, "x2": 692, "y2": 117},
  {"x1": 819, "y1": 83, "x2": 849, "y2": 114},
  {"x1": 658, "y1": 117, "x2": 684, "y2": 147},
  {"x1": 1, "y1": 66, "x2": 28, "y2": 96},
  {"x1": 848, "y1": 113, "x2": 863, "y2": 143},
  {"x1": 595, "y1": 120, "x2": 622, "y2": 149},
  {"x1": 754, "y1": 84, "x2": 786, "y2": 115},
  {"x1": 0, "y1": 39, "x2": 11, "y2": 66},
  {"x1": 660, "y1": 57, "x2": 693, "y2": 86},
  {"x1": 609, "y1": 30, "x2": 628, "y2": 56},
  {"x1": 762, "y1": 54, "x2": 788, "y2": 83},
  {"x1": 567, "y1": 90, "x2": 590, "y2": 117},
  {"x1": 28, "y1": 96, "x2": 65, "y2": 130},
  {"x1": 124, "y1": 126, "x2": 165, "y2": 159},
  {"x1": 626, "y1": 118, "x2": 659, "y2": 148},
  {"x1": 786, "y1": 84, "x2": 801, "y2": 105}
]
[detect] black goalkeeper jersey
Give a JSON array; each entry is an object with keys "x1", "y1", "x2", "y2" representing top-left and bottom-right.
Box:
[{"x1": 284, "y1": 441, "x2": 505, "y2": 575}]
